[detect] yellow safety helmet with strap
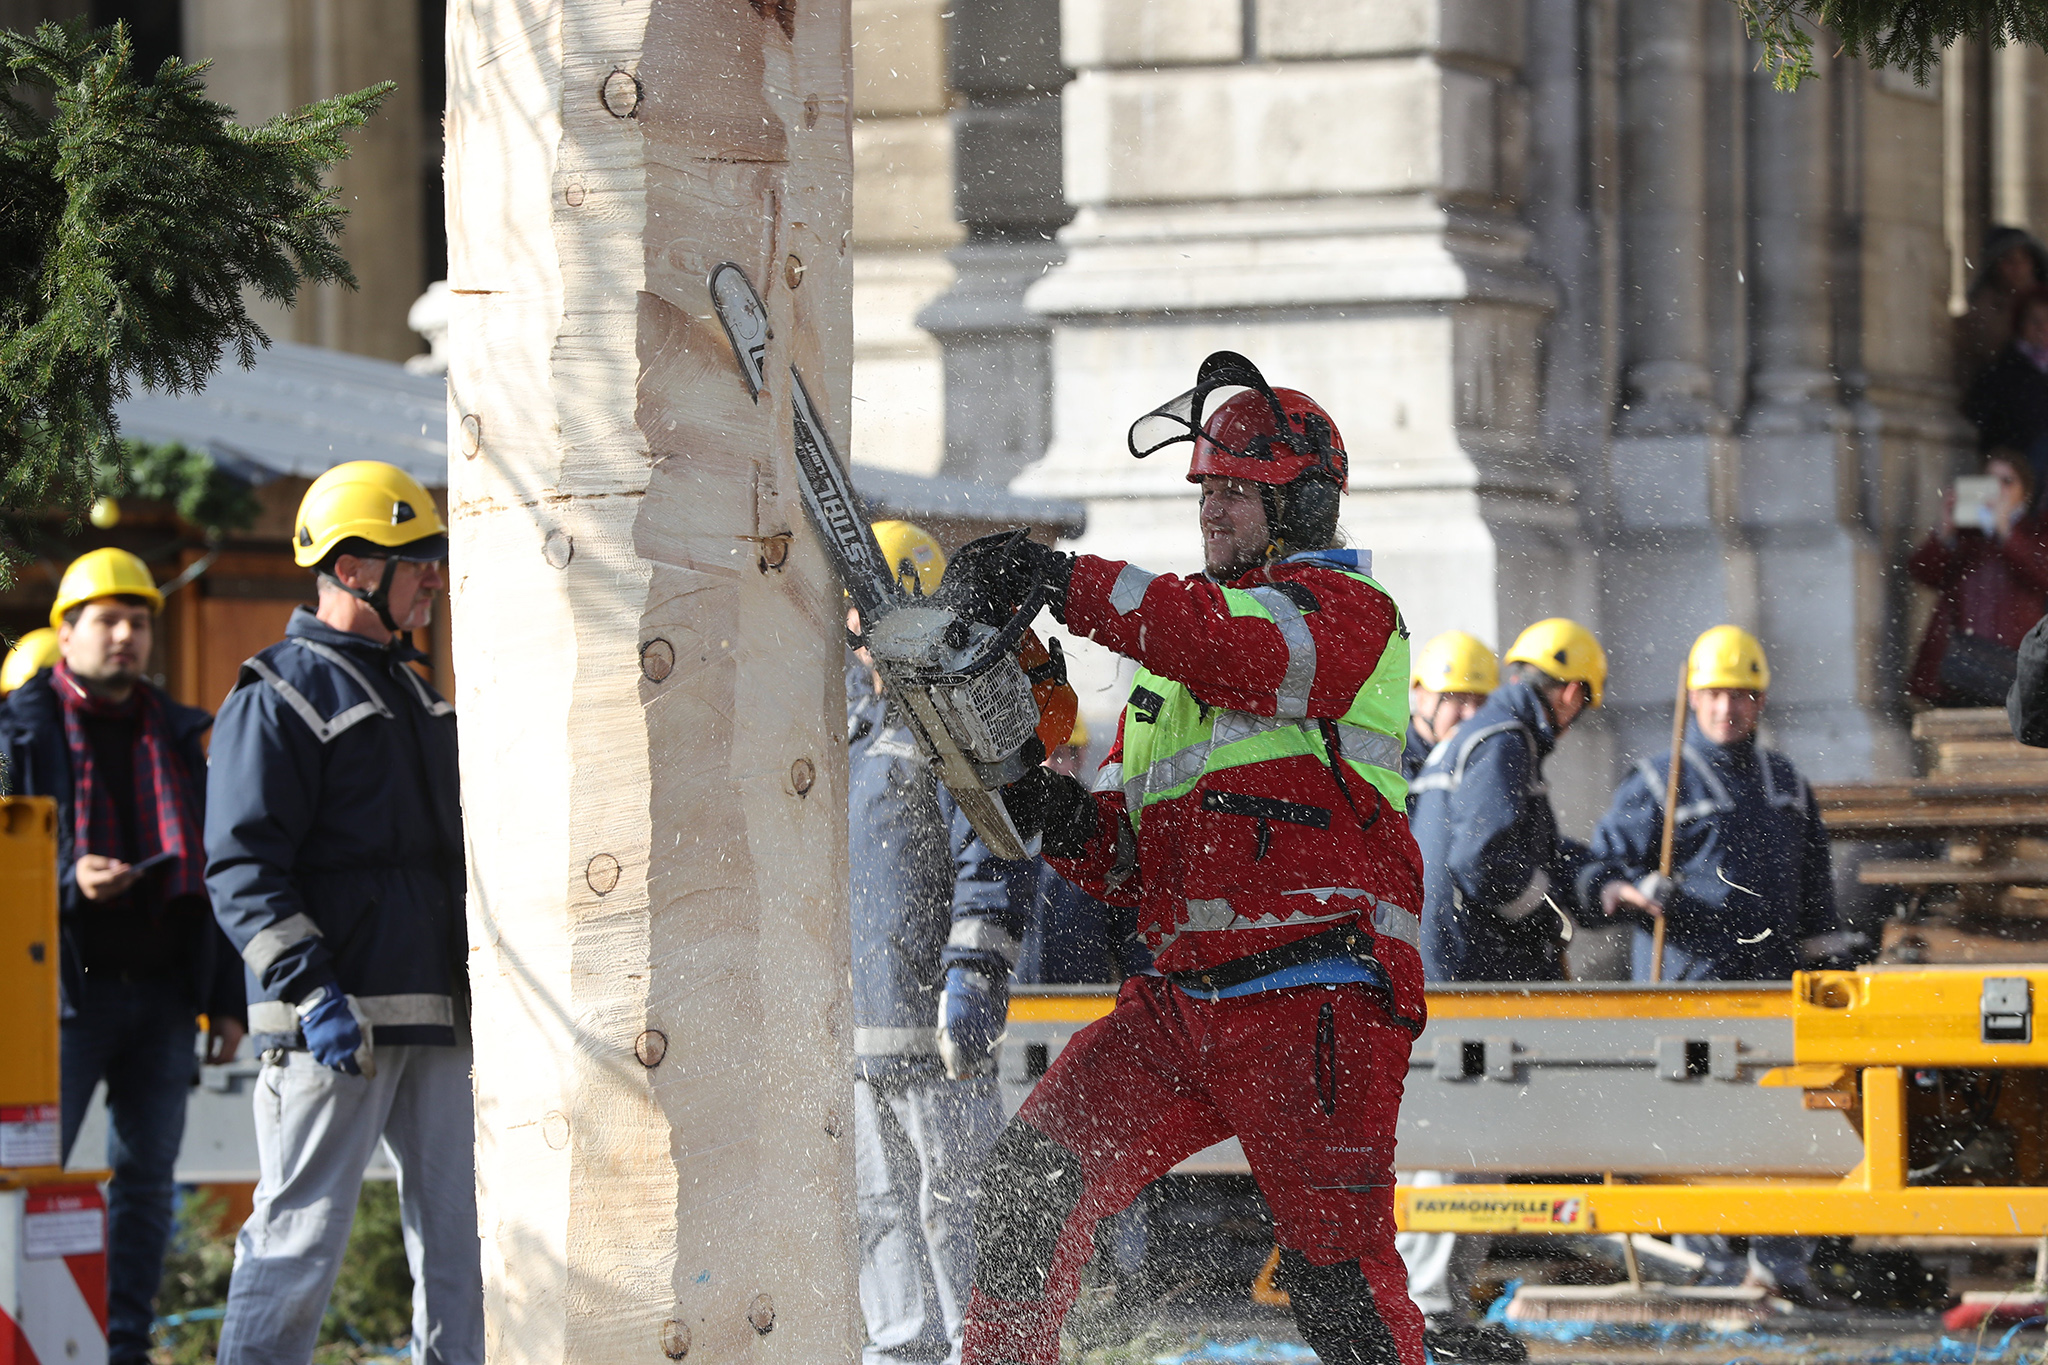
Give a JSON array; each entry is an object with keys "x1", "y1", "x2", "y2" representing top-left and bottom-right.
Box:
[
  {"x1": 49, "y1": 548, "x2": 163, "y2": 628},
  {"x1": 295, "y1": 461, "x2": 448, "y2": 634},
  {"x1": 1411, "y1": 630, "x2": 1498, "y2": 696},
  {"x1": 293, "y1": 461, "x2": 448, "y2": 569},
  {"x1": 1, "y1": 627, "x2": 60, "y2": 693},
  {"x1": 1688, "y1": 625, "x2": 1770, "y2": 692},
  {"x1": 870, "y1": 520, "x2": 947, "y2": 598},
  {"x1": 1505, "y1": 617, "x2": 1608, "y2": 708}
]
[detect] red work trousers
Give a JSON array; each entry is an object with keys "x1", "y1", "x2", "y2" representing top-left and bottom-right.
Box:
[{"x1": 960, "y1": 974, "x2": 1421, "y2": 1365}]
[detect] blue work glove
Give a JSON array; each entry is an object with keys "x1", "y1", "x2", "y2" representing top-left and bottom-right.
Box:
[
  {"x1": 937, "y1": 966, "x2": 1008, "y2": 1080},
  {"x1": 296, "y1": 986, "x2": 376, "y2": 1078}
]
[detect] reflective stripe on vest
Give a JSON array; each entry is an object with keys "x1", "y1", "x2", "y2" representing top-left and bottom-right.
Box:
[{"x1": 1117, "y1": 568, "x2": 1409, "y2": 825}]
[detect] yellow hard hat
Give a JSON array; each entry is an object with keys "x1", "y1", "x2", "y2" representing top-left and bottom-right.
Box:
[
  {"x1": 871, "y1": 520, "x2": 946, "y2": 598},
  {"x1": 293, "y1": 461, "x2": 448, "y2": 569},
  {"x1": 1688, "y1": 625, "x2": 1770, "y2": 692},
  {"x1": 0, "y1": 628, "x2": 60, "y2": 694},
  {"x1": 1067, "y1": 711, "x2": 1091, "y2": 748},
  {"x1": 1412, "y1": 630, "x2": 1498, "y2": 696},
  {"x1": 49, "y1": 548, "x2": 162, "y2": 628},
  {"x1": 1505, "y1": 617, "x2": 1608, "y2": 707}
]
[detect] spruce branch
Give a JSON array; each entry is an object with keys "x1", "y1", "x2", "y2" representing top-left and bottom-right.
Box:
[
  {"x1": 0, "y1": 19, "x2": 390, "y2": 583},
  {"x1": 1734, "y1": 0, "x2": 2048, "y2": 90}
]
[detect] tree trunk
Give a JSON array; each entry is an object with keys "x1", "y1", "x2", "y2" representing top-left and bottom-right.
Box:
[{"x1": 444, "y1": 2, "x2": 857, "y2": 1362}]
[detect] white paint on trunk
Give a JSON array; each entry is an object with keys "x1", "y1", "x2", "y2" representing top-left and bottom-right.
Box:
[{"x1": 446, "y1": 1, "x2": 857, "y2": 1361}]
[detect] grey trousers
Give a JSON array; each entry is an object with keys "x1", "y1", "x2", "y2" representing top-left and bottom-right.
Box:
[
  {"x1": 854, "y1": 1071, "x2": 1004, "y2": 1365},
  {"x1": 217, "y1": 1046, "x2": 483, "y2": 1365}
]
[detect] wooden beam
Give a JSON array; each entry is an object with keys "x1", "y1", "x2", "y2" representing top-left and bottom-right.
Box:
[{"x1": 446, "y1": 2, "x2": 857, "y2": 1362}]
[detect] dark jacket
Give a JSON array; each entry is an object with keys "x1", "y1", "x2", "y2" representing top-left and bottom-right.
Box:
[
  {"x1": 1012, "y1": 858, "x2": 1151, "y2": 986},
  {"x1": 1584, "y1": 726, "x2": 1849, "y2": 981},
  {"x1": 205, "y1": 608, "x2": 464, "y2": 1053},
  {"x1": 848, "y1": 659, "x2": 1026, "y2": 1079},
  {"x1": 1905, "y1": 521, "x2": 2048, "y2": 701},
  {"x1": 1964, "y1": 345, "x2": 2048, "y2": 465},
  {"x1": 1402, "y1": 723, "x2": 1434, "y2": 784},
  {"x1": 1409, "y1": 681, "x2": 1590, "y2": 983},
  {"x1": 0, "y1": 669, "x2": 243, "y2": 1023},
  {"x1": 2012, "y1": 611, "x2": 2048, "y2": 745}
]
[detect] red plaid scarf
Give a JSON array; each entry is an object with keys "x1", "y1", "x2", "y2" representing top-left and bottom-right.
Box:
[{"x1": 52, "y1": 662, "x2": 206, "y2": 903}]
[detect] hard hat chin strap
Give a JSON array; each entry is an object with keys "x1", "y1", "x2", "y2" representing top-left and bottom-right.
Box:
[{"x1": 326, "y1": 558, "x2": 403, "y2": 637}]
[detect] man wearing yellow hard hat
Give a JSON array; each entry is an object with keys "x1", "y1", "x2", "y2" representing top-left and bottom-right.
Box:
[
  {"x1": 0, "y1": 548, "x2": 245, "y2": 1365},
  {"x1": 0, "y1": 626, "x2": 60, "y2": 696},
  {"x1": 1410, "y1": 618, "x2": 1606, "y2": 985},
  {"x1": 852, "y1": 520, "x2": 1033, "y2": 1365},
  {"x1": 203, "y1": 462, "x2": 480, "y2": 1364},
  {"x1": 1405, "y1": 631, "x2": 1498, "y2": 780},
  {"x1": 1583, "y1": 626, "x2": 1862, "y2": 1307}
]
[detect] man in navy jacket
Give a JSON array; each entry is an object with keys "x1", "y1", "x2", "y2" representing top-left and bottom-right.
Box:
[
  {"x1": 1582, "y1": 626, "x2": 1860, "y2": 1307},
  {"x1": 1411, "y1": 619, "x2": 1607, "y2": 985},
  {"x1": 205, "y1": 462, "x2": 477, "y2": 1365},
  {"x1": 851, "y1": 523, "x2": 1030, "y2": 1365},
  {"x1": 0, "y1": 548, "x2": 244, "y2": 1365}
]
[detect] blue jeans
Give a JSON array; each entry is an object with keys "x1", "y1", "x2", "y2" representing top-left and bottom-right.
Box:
[{"x1": 61, "y1": 977, "x2": 197, "y2": 1365}]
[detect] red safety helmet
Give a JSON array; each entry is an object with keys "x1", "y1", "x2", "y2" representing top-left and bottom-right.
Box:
[{"x1": 1128, "y1": 351, "x2": 1347, "y2": 491}]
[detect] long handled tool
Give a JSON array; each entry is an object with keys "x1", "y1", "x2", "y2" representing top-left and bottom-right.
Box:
[{"x1": 1650, "y1": 665, "x2": 1688, "y2": 982}]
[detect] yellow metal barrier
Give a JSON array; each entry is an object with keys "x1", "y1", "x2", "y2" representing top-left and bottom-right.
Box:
[
  {"x1": 1010, "y1": 969, "x2": 2048, "y2": 1238},
  {"x1": 0, "y1": 799, "x2": 59, "y2": 1168},
  {"x1": 1402, "y1": 969, "x2": 2048, "y2": 1237}
]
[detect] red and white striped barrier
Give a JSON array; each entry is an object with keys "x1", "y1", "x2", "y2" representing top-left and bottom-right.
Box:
[{"x1": 0, "y1": 1180, "x2": 107, "y2": 1365}]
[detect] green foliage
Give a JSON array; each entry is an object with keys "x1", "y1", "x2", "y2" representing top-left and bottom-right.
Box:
[
  {"x1": 154, "y1": 1189, "x2": 235, "y2": 1365},
  {"x1": 0, "y1": 18, "x2": 390, "y2": 580},
  {"x1": 98, "y1": 439, "x2": 259, "y2": 534},
  {"x1": 320, "y1": 1180, "x2": 415, "y2": 1357},
  {"x1": 150, "y1": 1182, "x2": 414, "y2": 1365},
  {"x1": 1736, "y1": 0, "x2": 2048, "y2": 91}
]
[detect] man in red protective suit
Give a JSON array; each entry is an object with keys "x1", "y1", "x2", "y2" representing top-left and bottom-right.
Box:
[{"x1": 938, "y1": 352, "x2": 1427, "y2": 1365}]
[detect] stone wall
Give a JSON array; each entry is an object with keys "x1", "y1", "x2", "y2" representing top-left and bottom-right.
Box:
[
  {"x1": 848, "y1": 0, "x2": 962, "y2": 474},
  {"x1": 1004, "y1": 0, "x2": 2003, "y2": 822}
]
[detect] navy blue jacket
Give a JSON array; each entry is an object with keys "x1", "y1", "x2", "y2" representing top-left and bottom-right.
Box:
[
  {"x1": 1012, "y1": 858, "x2": 1152, "y2": 985},
  {"x1": 1402, "y1": 723, "x2": 1434, "y2": 783},
  {"x1": 1410, "y1": 681, "x2": 1591, "y2": 982},
  {"x1": 1585, "y1": 726, "x2": 1847, "y2": 981},
  {"x1": 848, "y1": 659, "x2": 1026, "y2": 1079},
  {"x1": 205, "y1": 608, "x2": 464, "y2": 1052},
  {"x1": 0, "y1": 670, "x2": 242, "y2": 1023}
]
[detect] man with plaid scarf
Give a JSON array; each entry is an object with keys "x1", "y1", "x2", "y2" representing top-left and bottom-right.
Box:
[{"x1": 0, "y1": 546, "x2": 245, "y2": 1365}]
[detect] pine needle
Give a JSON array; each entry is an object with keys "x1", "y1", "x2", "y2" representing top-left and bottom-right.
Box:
[{"x1": 0, "y1": 19, "x2": 390, "y2": 583}]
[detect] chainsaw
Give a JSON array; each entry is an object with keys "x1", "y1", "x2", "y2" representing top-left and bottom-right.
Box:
[{"x1": 709, "y1": 262, "x2": 1072, "y2": 859}]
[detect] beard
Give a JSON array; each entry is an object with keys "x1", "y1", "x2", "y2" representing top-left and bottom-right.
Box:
[{"x1": 1205, "y1": 546, "x2": 1269, "y2": 581}]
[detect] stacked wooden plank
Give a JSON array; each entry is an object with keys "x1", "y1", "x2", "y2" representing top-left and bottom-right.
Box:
[{"x1": 1817, "y1": 709, "x2": 2048, "y2": 963}]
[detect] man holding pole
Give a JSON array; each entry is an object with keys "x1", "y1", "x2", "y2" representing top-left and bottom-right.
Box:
[{"x1": 1583, "y1": 625, "x2": 1862, "y2": 1303}]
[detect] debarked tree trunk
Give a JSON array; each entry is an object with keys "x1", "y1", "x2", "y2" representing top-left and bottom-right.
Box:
[{"x1": 445, "y1": 1, "x2": 857, "y2": 1361}]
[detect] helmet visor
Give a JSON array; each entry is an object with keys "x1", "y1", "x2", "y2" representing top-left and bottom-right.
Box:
[
  {"x1": 1126, "y1": 351, "x2": 1323, "y2": 467},
  {"x1": 1128, "y1": 383, "x2": 1205, "y2": 459}
]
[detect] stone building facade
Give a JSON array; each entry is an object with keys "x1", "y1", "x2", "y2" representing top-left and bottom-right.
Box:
[
  {"x1": 12, "y1": 0, "x2": 2043, "y2": 812},
  {"x1": 973, "y1": 0, "x2": 2030, "y2": 821}
]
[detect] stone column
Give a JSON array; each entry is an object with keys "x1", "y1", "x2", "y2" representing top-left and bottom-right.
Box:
[
  {"x1": 1015, "y1": 0, "x2": 1580, "y2": 776},
  {"x1": 915, "y1": 0, "x2": 1067, "y2": 486},
  {"x1": 1739, "y1": 44, "x2": 1903, "y2": 777},
  {"x1": 1598, "y1": 0, "x2": 1753, "y2": 766},
  {"x1": 848, "y1": 0, "x2": 961, "y2": 475},
  {"x1": 184, "y1": 0, "x2": 426, "y2": 362}
]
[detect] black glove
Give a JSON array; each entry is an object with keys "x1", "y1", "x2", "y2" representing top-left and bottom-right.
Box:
[
  {"x1": 938, "y1": 530, "x2": 1073, "y2": 627},
  {"x1": 1003, "y1": 765, "x2": 1098, "y2": 858}
]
